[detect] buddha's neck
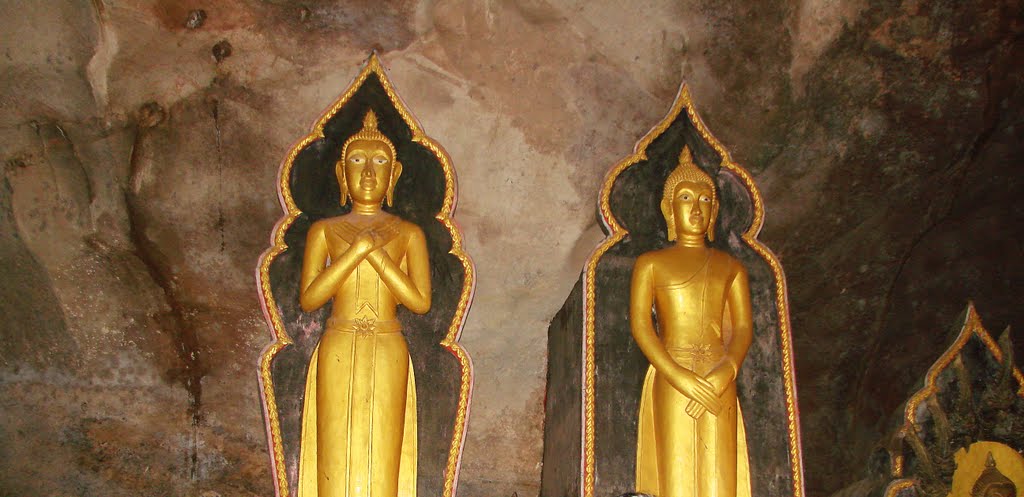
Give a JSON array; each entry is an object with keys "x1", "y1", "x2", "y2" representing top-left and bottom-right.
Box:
[
  {"x1": 674, "y1": 233, "x2": 707, "y2": 249},
  {"x1": 350, "y1": 202, "x2": 383, "y2": 216}
]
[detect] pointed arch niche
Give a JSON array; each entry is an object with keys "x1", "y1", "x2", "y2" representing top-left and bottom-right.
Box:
[
  {"x1": 256, "y1": 55, "x2": 475, "y2": 497},
  {"x1": 541, "y1": 84, "x2": 805, "y2": 497}
]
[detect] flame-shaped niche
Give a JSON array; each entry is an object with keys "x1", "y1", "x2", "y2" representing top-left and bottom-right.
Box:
[
  {"x1": 540, "y1": 84, "x2": 805, "y2": 497},
  {"x1": 256, "y1": 54, "x2": 475, "y2": 497}
]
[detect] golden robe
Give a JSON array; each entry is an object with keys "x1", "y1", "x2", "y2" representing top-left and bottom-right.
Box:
[
  {"x1": 298, "y1": 318, "x2": 417, "y2": 497},
  {"x1": 635, "y1": 251, "x2": 751, "y2": 497}
]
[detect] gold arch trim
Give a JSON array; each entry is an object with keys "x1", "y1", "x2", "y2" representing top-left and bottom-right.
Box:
[
  {"x1": 884, "y1": 303, "x2": 1024, "y2": 496},
  {"x1": 581, "y1": 84, "x2": 805, "y2": 497},
  {"x1": 884, "y1": 480, "x2": 915, "y2": 496},
  {"x1": 256, "y1": 53, "x2": 476, "y2": 497}
]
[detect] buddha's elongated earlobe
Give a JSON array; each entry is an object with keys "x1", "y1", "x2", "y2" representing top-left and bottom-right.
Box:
[
  {"x1": 707, "y1": 200, "x2": 718, "y2": 242},
  {"x1": 336, "y1": 159, "x2": 349, "y2": 206},
  {"x1": 661, "y1": 197, "x2": 676, "y2": 241},
  {"x1": 386, "y1": 161, "x2": 403, "y2": 207}
]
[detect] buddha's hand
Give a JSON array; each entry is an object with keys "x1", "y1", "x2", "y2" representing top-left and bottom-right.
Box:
[
  {"x1": 352, "y1": 226, "x2": 395, "y2": 255},
  {"x1": 350, "y1": 231, "x2": 377, "y2": 256},
  {"x1": 666, "y1": 367, "x2": 722, "y2": 416},
  {"x1": 370, "y1": 223, "x2": 400, "y2": 249},
  {"x1": 685, "y1": 400, "x2": 706, "y2": 419},
  {"x1": 688, "y1": 360, "x2": 737, "y2": 418},
  {"x1": 362, "y1": 225, "x2": 401, "y2": 253},
  {"x1": 685, "y1": 363, "x2": 735, "y2": 419},
  {"x1": 704, "y1": 363, "x2": 735, "y2": 397}
]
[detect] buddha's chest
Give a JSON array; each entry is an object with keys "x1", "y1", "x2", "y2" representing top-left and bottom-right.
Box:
[
  {"x1": 652, "y1": 256, "x2": 730, "y2": 319},
  {"x1": 323, "y1": 220, "x2": 405, "y2": 263}
]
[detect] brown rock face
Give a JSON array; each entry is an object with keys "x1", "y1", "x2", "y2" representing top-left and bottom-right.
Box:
[{"x1": 0, "y1": 1, "x2": 1020, "y2": 496}]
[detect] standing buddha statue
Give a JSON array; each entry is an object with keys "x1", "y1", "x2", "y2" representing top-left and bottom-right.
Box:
[
  {"x1": 630, "y1": 147, "x2": 753, "y2": 497},
  {"x1": 297, "y1": 110, "x2": 431, "y2": 497}
]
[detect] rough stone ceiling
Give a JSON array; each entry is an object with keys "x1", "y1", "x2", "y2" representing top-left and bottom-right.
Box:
[{"x1": 0, "y1": 1, "x2": 1021, "y2": 496}]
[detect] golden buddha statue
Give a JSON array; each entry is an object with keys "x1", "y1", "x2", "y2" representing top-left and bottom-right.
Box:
[
  {"x1": 297, "y1": 110, "x2": 431, "y2": 497},
  {"x1": 630, "y1": 147, "x2": 753, "y2": 497}
]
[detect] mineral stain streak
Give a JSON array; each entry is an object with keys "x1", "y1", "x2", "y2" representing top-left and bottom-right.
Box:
[
  {"x1": 126, "y1": 101, "x2": 206, "y2": 480},
  {"x1": 209, "y1": 96, "x2": 226, "y2": 253}
]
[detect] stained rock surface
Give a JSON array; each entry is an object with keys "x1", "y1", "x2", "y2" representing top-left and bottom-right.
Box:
[{"x1": 0, "y1": 1, "x2": 1021, "y2": 496}]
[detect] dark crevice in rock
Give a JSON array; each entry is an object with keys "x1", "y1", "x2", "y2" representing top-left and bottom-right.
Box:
[
  {"x1": 125, "y1": 117, "x2": 205, "y2": 481},
  {"x1": 849, "y1": 40, "x2": 1012, "y2": 426},
  {"x1": 782, "y1": 7, "x2": 1024, "y2": 490},
  {"x1": 33, "y1": 120, "x2": 95, "y2": 217}
]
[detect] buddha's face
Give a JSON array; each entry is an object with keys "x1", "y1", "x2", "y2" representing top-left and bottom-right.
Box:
[
  {"x1": 671, "y1": 180, "x2": 714, "y2": 238},
  {"x1": 344, "y1": 139, "x2": 394, "y2": 205}
]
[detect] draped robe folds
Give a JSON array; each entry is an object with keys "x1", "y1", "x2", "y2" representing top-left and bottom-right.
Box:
[
  {"x1": 297, "y1": 320, "x2": 418, "y2": 497},
  {"x1": 635, "y1": 251, "x2": 751, "y2": 497},
  {"x1": 298, "y1": 218, "x2": 418, "y2": 497}
]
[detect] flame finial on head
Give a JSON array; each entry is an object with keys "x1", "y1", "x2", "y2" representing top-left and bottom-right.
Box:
[
  {"x1": 342, "y1": 110, "x2": 395, "y2": 156},
  {"x1": 663, "y1": 147, "x2": 716, "y2": 201}
]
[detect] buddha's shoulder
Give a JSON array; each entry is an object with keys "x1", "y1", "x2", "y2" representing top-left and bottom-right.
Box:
[
  {"x1": 390, "y1": 217, "x2": 424, "y2": 238},
  {"x1": 305, "y1": 217, "x2": 350, "y2": 245},
  {"x1": 311, "y1": 213, "x2": 416, "y2": 227},
  {"x1": 308, "y1": 217, "x2": 337, "y2": 233},
  {"x1": 708, "y1": 248, "x2": 747, "y2": 275},
  {"x1": 635, "y1": 247, "x2": 744, "y2": 271},
  {"x1": 633, "y1": 247, "x2": 676, "y2": 268},
  {"x1": 708, "y1": 247, "x2": 738, "y2": 262},
  {"x1": 307, "y1": 214, "x2": 415, "y2": 234},
  {"x1": 392, "y1": 216, "x2": 421, "y2": 231},
  {"x1": 308, "y1": 215, "x2": 352, "y2": 234}
]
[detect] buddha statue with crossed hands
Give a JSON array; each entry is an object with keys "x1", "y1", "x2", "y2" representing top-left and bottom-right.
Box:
[{"x1": 297, "y1": 110, "x2": 430, "y2": 497}]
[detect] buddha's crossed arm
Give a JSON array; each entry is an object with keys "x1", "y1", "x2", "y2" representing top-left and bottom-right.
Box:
[
  {"x1": 363, "y1": 225, "x2": 431, "y2": 315},
  {"x1": 299, "y1": 220, "x2": 381, "y2": 312}
]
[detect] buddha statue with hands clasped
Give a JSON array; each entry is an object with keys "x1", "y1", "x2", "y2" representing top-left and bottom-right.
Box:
[{"x1": 630, "y1": 147, "x2": 753, "y2": 497}]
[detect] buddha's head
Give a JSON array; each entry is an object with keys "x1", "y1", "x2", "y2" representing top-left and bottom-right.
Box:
[
  {"x1": 661, "y1": 147, "x2": 718, "y2": 242},
  {"x1": 336, "y1": 110, "x2": 403, "y2": 208},
  {"x1": 972, "y1": 453, "x2": 1017, "y2": 497}
]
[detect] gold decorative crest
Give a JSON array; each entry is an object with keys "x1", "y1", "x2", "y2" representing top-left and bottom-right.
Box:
[
  {"x1": 580, "y1": 84, "x2": 806, "y2": 497},
  {"x1": 255, "y1": 53, "x2": 476, "y2": 497},
  {"x1": 883, "y1": 303, "x2": 1024, "y2": 497}
]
